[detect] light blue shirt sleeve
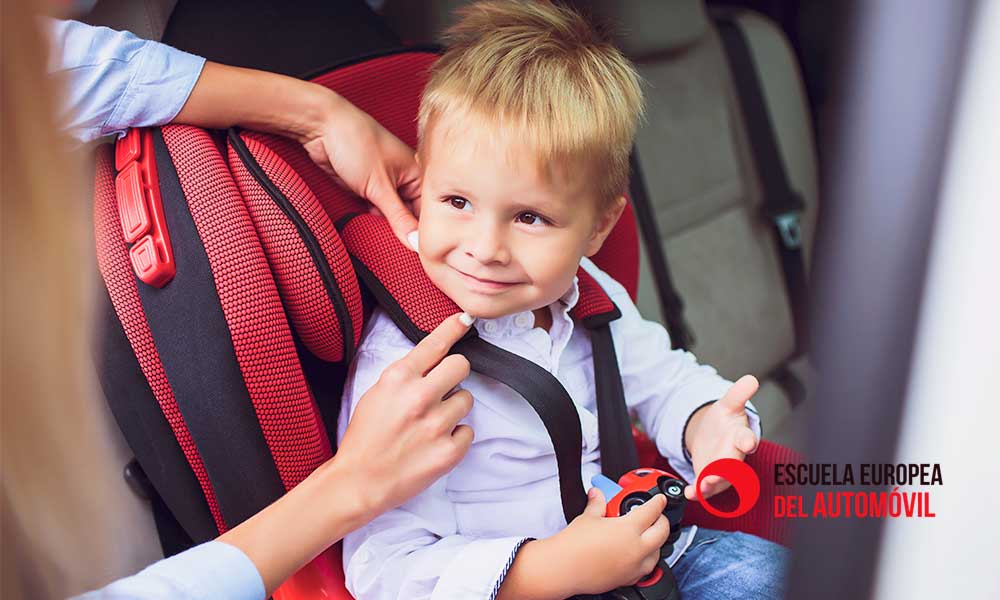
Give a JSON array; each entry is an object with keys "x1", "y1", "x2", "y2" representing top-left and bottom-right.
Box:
[
  {"x1": 45, "y1": 18, "x2": 206, "y2": 144},
  {"x1": 72, "y1": 541, "x2": 265, "y2": 600}
]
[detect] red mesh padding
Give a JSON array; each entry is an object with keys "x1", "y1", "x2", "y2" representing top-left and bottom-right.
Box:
[
  {"x1": 571, "y1": 268, "x2": 617, "y2": 321},
  {"x1": 591, "y1": 201, "x2": 640, "y2": 302},
  {"x1": 229, "y1": 133, "x2": 363, "y2": 362},
  {"x1": 161, "y1": 125, "x2": 332, "y2": 491},
  {"x1": 340, "y1": 214, "x2": 459, "y2": 333},
  {"x1": 310, "y1": 52, "x2": 436, "y2": 150},
  {"x1": 242, "y1": 131, "x2": 367, "y2": 223},
  {"x1": 635, "y1": 430, "x2": 803, "y2": 546},
  {"x1": 93, "y1": 145, "x2": 227, "y2": 533}
]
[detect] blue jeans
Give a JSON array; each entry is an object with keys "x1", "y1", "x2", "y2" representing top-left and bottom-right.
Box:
[{"x1": 670, "y1": 527, "x2": 789, "y2": 599}]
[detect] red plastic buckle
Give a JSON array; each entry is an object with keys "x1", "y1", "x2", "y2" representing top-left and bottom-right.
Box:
[{"x1": 114, "y1": 128, "x2": 175, "y2": 288}]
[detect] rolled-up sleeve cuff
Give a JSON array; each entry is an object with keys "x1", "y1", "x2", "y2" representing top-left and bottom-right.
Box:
[
  {"x1": 432, "y1": 536, "x2": 532, "y2": 600},
  {"x1": 77, "y1": 540, "x2": 265, "y2": 600},
  {"x1": 103, "y1": 40, "x2": 205, "y2": 139},
  {"x1": 154, "y1": 541, "x2": 264, "y2": 600}
]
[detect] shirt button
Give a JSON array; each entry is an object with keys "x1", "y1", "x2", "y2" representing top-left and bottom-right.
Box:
[
  {"x1": 483, "y1": 321, "x2": 498, "y2": 334},
  {"x1": 356, "y1": 548, "x2": 372, "y2": 564},
  {"x1": 514, "y1": 314, "x2": 532, "y2": 329}
]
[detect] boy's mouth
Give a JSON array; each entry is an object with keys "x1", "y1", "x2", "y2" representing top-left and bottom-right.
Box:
[{"x1": 452, "y1": 268, "x2": 519, "y2": 293}]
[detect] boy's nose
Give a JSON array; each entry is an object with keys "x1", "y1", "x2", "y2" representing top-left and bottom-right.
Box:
[{"x1": 464, "y1": 225, "x2": 510, "y2": 265}]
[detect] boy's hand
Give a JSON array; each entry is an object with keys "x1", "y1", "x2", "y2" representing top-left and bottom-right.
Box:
[
  {"x1": 683, "y1": 375, "x2": 760, "y2": 501},
  {"x1": 550, "y1": 489, "x2": 670, "y2": 596}
]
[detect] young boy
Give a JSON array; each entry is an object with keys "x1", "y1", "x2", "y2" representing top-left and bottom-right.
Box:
[{"x1": 337, "y1": 2, "x2": 788, "y2": 598}]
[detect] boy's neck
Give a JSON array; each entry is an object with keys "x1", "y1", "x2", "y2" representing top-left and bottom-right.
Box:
[{"x1": 532, "y1": 307, "x2": 553, "y2": 332}]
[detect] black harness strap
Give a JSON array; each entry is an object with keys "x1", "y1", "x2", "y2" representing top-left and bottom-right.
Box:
[
  {"x1": 628, "y1": 152, "x2": 695, "y2": 351},
  {"x1": 716, "y1": 16, "x2": 810, "y2": 355},
  {"x1": 456, "y1": 337, "x2": 589, "y2": 523},
  {"x1": 584, "y1": 310, "x2": 640, "y2": 482},
  {"x1": 347, "y1": 257, "x2": 589, "y2": 523}
]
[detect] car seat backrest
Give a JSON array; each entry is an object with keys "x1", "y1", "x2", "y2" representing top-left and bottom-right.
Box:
[
  {"x1": 82, "y1": 0, "x2": 178, "y2": 41},
  {"x1": 578, "y1": 0, "x2": 819, "y2": 392},
  {"x1": 95, "y1": 45, "x2": 646, "y2": 596}
]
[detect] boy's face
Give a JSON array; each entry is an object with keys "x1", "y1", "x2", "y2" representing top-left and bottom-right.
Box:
[{"x1": 417, "y1": 114, "x2": 624, "y2": 319}]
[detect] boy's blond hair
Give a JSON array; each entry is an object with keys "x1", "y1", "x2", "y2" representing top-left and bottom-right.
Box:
[{"x1": 418, "y1": 0, "x2": 644, "y2": 205}]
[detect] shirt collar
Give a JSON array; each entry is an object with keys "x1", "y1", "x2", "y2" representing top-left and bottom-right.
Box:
[{"x1": 474, "y1": 275, "x2": 580, "y2": 338}]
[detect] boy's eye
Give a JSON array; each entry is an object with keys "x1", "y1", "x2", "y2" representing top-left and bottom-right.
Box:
[
  {"x1": 445, "y1": 196, "x2": 471, "y2": 211},
  {"x1": 516, "y1": 212, "x2": 548, "y2": 226}
]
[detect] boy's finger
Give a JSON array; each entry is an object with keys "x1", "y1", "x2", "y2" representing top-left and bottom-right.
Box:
[
  {"x1": 717, "y1": 375, "x2": 759, "y2": 413},
  {"x1": 403, "y1": 313, "x2": 475, "y2": 376},
  {"x1": 684, "y1": 484, "x2": 696, "y2": 501},
  {"x1": 624, "y1": 494, "x2": 667, "y2": 530},
  {"x1": 735, "y1": 427, "x2": 758, "y2": 455},
  {"x1": 640, "y1": 514, "x2": 671, "y2": 549},
  {"x1": 583, "y1": 487, "x2": 607, "y2": 517}
]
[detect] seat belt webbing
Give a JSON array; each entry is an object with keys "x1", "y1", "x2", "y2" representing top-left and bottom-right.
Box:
[
  {"x1": 348, "y1": 259, "x2": 590, "y2": 523},
  {"x1": 628, "y1": 152, "x2": 696, "y2": 352},
  {"x1": 587, "y1": 316, "x2": 640, "y2": 481},
  {"x1": 716, "y1": 16, "x2": 810, "y2": 354}
]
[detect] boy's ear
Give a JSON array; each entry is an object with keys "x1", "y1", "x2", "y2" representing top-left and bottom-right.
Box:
[{"x1": 585, "y1": 196, "x2": 627, "y2": 257}]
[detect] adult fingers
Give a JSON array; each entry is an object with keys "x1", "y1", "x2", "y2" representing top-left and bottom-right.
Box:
[
  {"x1": 401, "y1": 313, "x2": 474, "y2": 378},
  {"x1": 450, "y1": 423, "x2": 474, "y2": 450},
  {"x1": 437, "y1": 389, "x2": 474, "y2": 430},
  {"x1": 717, "y1": 374, "x2": 759, "y2": 413},
  {"x1": 397, "y1": 161, "x2": 424, "y2": 205},
  {"x1": 370, "y1": 173, "x2": 419, "y2": 249},
  {"x1": 424, "y1": 354, "x2": 471, "y2": 397},
  {"x1": 624, "y1": 494, "x2": 667, "y2": 530}
]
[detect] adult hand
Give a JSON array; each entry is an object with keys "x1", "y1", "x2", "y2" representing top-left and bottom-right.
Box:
[
  {"x1": 335, "y1": 312, "x2": 476, "y2": 518},
  {"x1": 219, "y1": 312, "x2": 475, "y2": 596},
  {"x1": 174, "y1": 62, "x2": 422, "y2": 248},
  {"x1": 683, "y1": 375, "x2": 760, "y2": 501},
  {"x1": 301, "y1": 93, "x2": 423, "y2": 248}
]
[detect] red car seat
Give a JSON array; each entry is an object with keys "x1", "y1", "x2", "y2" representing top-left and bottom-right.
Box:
[{"x1": 93, "y1": 49, "x2": 801, "y2": 599}]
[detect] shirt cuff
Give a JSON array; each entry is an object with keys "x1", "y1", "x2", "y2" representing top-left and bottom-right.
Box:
[
  {"x1": 103, "y1": 39, "x2": 206, "y2": 139},
  {"x1": 675, "y1": 397, "x2": 765, "y2": 484},
  {"x1": 432, "y1": 537, "x2": 532, "y2": 600},
  {"x1": 147, "y1": 541, "x2": 265, "y2": 600},
  {"x1": 656, "y1": 380, "x2": 732, "y2": 484}
]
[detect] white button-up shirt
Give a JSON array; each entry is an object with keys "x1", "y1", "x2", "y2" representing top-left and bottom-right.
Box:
[{"x1": 337, "y1": 258, "x2": 762, "y2": 599}]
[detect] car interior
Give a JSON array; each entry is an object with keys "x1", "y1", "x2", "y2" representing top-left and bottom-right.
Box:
[{"x1": 69, "y1": 1, "x2": 994, "y2": 599}]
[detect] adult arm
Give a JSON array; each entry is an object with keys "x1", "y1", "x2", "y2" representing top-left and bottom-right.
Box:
[
  {"x1": 75, "y1": 314, "x2": 476, "y2": 599},
  {"x1": 46, "y1": 19, "x2": 420, "y2": 244}
]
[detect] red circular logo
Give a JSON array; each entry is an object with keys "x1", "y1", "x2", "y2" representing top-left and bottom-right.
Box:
[{"x1": 696, "y1": 458, "x2": 761, "y2": 518}]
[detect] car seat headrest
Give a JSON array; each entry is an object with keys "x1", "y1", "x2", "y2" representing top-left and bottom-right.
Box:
[
  {"x1": 575, "y1": 0, "x2": 710, "y2": 59},
  {"x1": 229, "y1": 130, "x2": 365, "y2": 362}
]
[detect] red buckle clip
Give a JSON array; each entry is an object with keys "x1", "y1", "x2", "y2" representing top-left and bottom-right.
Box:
[{"x1": 114, "y1": 128, "x2": 175, "y2": 288}]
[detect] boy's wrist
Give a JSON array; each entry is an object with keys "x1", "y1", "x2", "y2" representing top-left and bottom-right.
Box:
[
  {"x1": 497, "y1": 535, "x2": 579, "y2": 600},
  {"x1": 682, "y1": 400, "x2": 716, "y2": 463}
]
